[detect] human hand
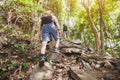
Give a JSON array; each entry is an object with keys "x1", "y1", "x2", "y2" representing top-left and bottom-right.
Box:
[{"x1": 58, "y1": 30, "x2": 61, "y2": 36}]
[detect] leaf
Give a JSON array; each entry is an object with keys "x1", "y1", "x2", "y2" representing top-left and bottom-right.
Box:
[{"x1": 0, "y1": 68, "x2": 7, "y2": 71}]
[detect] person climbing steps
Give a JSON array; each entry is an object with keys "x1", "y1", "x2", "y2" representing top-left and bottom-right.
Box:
[{"x1": 39, "y1": 10, "x2": 61, "y2": 67}]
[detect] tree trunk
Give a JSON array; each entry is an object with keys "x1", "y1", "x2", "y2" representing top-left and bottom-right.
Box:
[
  {"x1": 86, "y1": 9, "x2": 101, "y2": 51},
  {"x1": 98, "y1": 0, "x2": 105, "y2": 54}
]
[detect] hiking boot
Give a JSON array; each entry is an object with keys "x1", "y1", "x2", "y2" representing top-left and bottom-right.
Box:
[
  {"x1": 54, "y1": 47, "x2": 59, "y2": 53},
  {"x1": 39, "y1": 54, "x2": 46, "y2": 67}
]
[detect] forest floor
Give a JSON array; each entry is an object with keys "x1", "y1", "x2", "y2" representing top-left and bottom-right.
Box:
[{"x1": 0, "y1": 30, "x2": 120, "y2": 80}]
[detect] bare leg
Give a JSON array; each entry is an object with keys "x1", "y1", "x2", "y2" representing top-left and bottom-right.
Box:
[
  {"x1": 39, "y1": 41, "x2": 48, "y2": 67},
  {"x1": 41, "y1": 41, "x2": 48, "y2": 54},
  {"x1": 55, "y1": 39, "x2": 60, "y2": 48},
  {"x1": 54, "y1": 39, "x2": 60, "y2": 53}
]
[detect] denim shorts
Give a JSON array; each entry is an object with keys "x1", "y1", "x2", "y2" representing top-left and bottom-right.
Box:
[{"x1": 42, "y1": 22, "x2": 59, "y2": 42}]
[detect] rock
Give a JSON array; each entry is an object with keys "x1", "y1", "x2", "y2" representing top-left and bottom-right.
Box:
[
  {"x1": 103, "y1": 52, "x2": 113, "y2": 59},
  {"x1": 62, "y1": 48, "x2": 81, "y2": 54},
  {"x1": 47, "y1": 53, "x2": 63, "y2": 63},
  {"x1": 82, "y1": 60, "x2": 93, "y2": 72},
  {"x1": 57, "y1": 74, "x2": 63, "y2": 80},
  {"x1": 29, "y1": 62, "x2": 53, "y2": 80},
  {"x1": 69, "y1": 66, "x2": 97, "y2": 80},
  {"x1": 71, "y1": 39, "x2": 82, "y2": 45},
  {"x1": 86, "y1": 47, "x2": 94, "y2": 54}
]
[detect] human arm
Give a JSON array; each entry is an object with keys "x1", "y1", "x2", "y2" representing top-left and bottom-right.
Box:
[
  {"x1": 52, "y1": 15, "x2": 62, "y2": 35},
  {"x1": 52, "y1": 15, "x2": 60, "y2": 30}
]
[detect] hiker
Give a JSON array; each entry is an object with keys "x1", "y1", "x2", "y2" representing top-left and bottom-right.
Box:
[
  {"x1": 39, "y1": 10, "x2": 61, "y2": 67},
  {"x1": 63, "y1": 23, "x2": 69, "y2": 39}
]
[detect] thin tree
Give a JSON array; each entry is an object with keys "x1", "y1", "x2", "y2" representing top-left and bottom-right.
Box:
[
  {"x1": 81, "y1": 0, "x2": 101, "y2": 51},
  {"x1": 98, "y1": 0, "x2": 105, "y2": 54}
]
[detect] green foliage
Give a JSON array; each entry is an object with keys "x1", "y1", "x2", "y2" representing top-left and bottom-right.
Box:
[
  {"x1": 0, "y1": 0, "x2": 120, "y2": 58},
  {"x1": 47, "y1": 0, "x2": 62, "y2": 19},
  {"x1": 57, "y1": 0, "x2": 65, "y2": 21},
  {"x1": 67, "y1": 0, "x2": 80, "y2": 16},
  {"x1": 1, "y1": 0, "x2": 44, "y2": 34},
  {"x1": 20, "y1": 7, "x2": 32, "y2": 13},
  {"x1": 1, "y1": 27, "x2": 11, "y2": 32},
  {"x1": 19, "y1": 44, "x2": 27, "y2": 53},
  {"x1": 0, "y1": 17, "x2": 4, "y2": 27},
  {"x1": 21, "y1": 62, "x2": 29, "y2": 70},
  {"x1": 104, "y1": 0, "x2": 119, "y2": 12},
  {"x1": 15, "y1": 0, "x2": 44, "y2": 13},
  {"x1": 14, "y1": 42, "x2": 27, "y2": 54},
  {"x1": 0, "y1": 68, "x2": 7, "y2": 72},
  {"x1": 69, "y1": 0, "x2": 120, "y2": 55},
  {"x1": 0, "y1": 73, "x2": 7, "y2": 78},
  {"x1": 117, "y1": 13, "x2": 120, "y2": 24},
  {"x1": 0, "y1": 17, "x2": 3, "y2": 23},
  {"x1": 17, "y1": 0, "x2": 34, "y2": 6}
]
